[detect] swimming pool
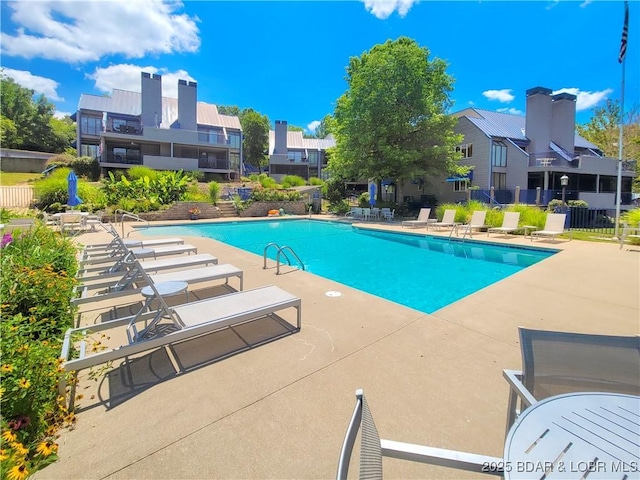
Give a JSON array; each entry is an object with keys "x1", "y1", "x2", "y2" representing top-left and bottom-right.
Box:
[{"x1": 143, "y1": 219, "x2": 556, "y2": 314}]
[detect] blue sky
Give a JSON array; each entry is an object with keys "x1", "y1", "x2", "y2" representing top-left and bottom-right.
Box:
[{"x1": 1, "y1": 0, "x2": 637, "y2": 135}]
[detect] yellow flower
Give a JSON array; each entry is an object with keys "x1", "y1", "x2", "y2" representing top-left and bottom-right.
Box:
[
  {"x1": 2, "y1": 430, "x2": 17, "y2": 443},
  {"x1": 0, "y1": 448, "x2": 7, "y2": 461},
  {"x1": 6, "y1": 462, "x2": 29, "y2": 480},
  {"x1": 0, "y1": 385, "x2": 4, "y2": 398},
  {"x1": 1, "y1": 364, "x2": 14, "y2": 373},
  {"x1": 11, "y1": 442, "x2": 28, "y2": 457},
  {"x1": 36, "y1": 440, "x2": 58, "y2": 457},
  {"x1": 18, "y1": 378, "x2": 30, "y2": 389}
]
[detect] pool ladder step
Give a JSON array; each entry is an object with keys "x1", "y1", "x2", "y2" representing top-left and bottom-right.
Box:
[{"x1": 263, "y1": 242, "x2": 305, "y2": 275}]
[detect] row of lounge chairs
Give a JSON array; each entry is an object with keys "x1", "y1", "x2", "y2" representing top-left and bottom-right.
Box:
[
  {"x1": 402, "y1": 208, "x2": 568, "y2": 241},
  {"x1": 59, "y1": 226, "x2": 302, "y2": 403}
]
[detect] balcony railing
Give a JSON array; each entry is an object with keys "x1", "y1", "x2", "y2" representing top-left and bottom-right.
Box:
[
  {"x1": 528, "y1": 152, "x2": 579, "y2": 168},
  {"x1": 105, "y1": 124, "x2": 143, "y2": 135},
  {"x1": 198, "y1": 158, "x2": 230, "y2": 169},
  {"x1": 104, "y1": 153, "x2": 142, "y2": 165}
]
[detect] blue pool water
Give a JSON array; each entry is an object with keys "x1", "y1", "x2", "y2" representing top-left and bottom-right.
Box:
[{"x1": 143, "y1": 219, "x2": 555, "y2": 313}]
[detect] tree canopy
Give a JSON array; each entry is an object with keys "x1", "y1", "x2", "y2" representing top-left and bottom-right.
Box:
[
  {"x1": 329, "y1": 37, "x2": 463, "y2": 199},
  {"x1": 239, "y1": 108, "x2": 270, "y2": 170},
  {"x1": 0, "y1": 74, "x2": 74, "y2": 153},
  {"x1": 578, "y1": 99, "x2": 640, "y2": 191}
]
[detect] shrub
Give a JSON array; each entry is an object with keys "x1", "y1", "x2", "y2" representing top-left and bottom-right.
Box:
[
  {"x1": 208, "y1": 181, "x2": 220, "y2": 205},
  {"x1": 280, "y1": 175, "x2": 306, "y2": 188},
  {"x1": 309, "y1": 177, "x2": 324, "y2": 186},
  {"x1": 0, "y1": 225, "x2": 78, "y2": 477},
  {"x1": 251, "y1": 188, "x2": 301, "y2": 202},
  {"x1": 126, "y1": 166, "x2": 158, "y2": 181},
  {"x1": 68, "y1": 156, "x2": 100, "y2": 181},
  {"x1": 357, "y1": 192, "x2": 370, "y2": 208},
  {"x1": 622, "y1": 208, "x2": 640, "y2": 245},
  {"x1": 324, "y1": 178, "x2": 346, "y2": 205},
  {"x1": 328, "y1": 199, "x2": 350, "y2": 215},
  {"x1": 435, "y1": 203, "x2": 467, "y2": 223},
  {"x1": 32, "y1": 168, "x2": 106, "y2": 212}
]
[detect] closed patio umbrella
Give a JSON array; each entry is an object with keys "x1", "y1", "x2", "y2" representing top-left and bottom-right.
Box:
[{"x1": 67, "y1": 170, "x2": 83, "y2": 207}]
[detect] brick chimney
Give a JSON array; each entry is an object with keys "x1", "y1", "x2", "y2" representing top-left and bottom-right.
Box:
[
  {"x1": 525, "y1": 87, "x2": 553, "y2": 155},
  {"x1": 177, "y1": 79, "x2": 197, "y2": 131},
  {"x1": 551, "y1": 92, "x2": 577, "y2": 154},
  {"x1": 141, "y1": 72, "x2": 162, "y2": 127}
]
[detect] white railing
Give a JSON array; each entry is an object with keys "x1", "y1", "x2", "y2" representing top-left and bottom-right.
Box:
[{"x1": 0, "y1": 186, "x2": 34, "y2": 208}]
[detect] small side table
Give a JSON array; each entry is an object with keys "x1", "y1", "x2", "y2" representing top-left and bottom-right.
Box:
[
  {"x1": 126, "y1": 281, "x2": 188, "y2": 342},
  {"x1": 522, "y1": 225, "x2": 538, "y2": 238}
]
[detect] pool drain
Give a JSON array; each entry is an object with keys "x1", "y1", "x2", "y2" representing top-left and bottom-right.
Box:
[{"x1": 326, "y1": 291, "x2": 342, "y2": 297}]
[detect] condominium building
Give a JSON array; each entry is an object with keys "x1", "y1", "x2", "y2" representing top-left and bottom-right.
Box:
[{"x1": 73, "y1": 72, "x2": 242, "y2": 179}]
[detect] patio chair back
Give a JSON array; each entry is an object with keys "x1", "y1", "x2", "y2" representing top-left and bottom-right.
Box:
[
  {"x1": 543, "y1": 213, "x2": 566, "y2": 232},
  {"x1": 468, "y1": 210, "x2": 486, "y2": 227},
  {"x1": 501, "y1": 212, "x2": 520, "y2": 229},
  {"x1": 519, "y1": 327, "x2": 640, "y2": 400},
  {"x1": 440, "y1": 209, "x2": 456, "y2": 224},
  {"x1": 416, "y1": 208, "x2": 431, "y2": 222}
]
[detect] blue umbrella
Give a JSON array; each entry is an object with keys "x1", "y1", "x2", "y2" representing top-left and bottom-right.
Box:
[
  {"x1": 67, "y1": 170, "x2": 83, "y2": 207},
  {"x1": 368, "y1": 182, "x2": 376, "y2": 206}
]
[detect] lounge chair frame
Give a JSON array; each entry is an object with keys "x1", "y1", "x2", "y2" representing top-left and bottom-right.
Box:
[
  {"x1": 337, "y1": 389, "x2": 503, "y2": 478},
  {"x1": 530, "y1": 213, "x2": 569, "y2": 242},
  {"x1": 60, "y1": 283, "x2": 301, "y2": 399},
  {"x1": 428, "y1": 209, "x2": 458, "y2": 231},
  {"x1": 402, "y1": 208, "x2": 433, "y2": 228},
  {"x1": 487, "y1": 212, "x2": 522, "y2": 237}
]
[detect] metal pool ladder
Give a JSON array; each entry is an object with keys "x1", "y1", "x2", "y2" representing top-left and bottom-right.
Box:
[{"x1": 263, "y1": 242, "x2": 305, "y2": 275}]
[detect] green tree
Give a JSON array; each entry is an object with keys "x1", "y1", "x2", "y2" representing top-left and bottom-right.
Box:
[
  {"x1": 218, "y1": 105, "x2": 241, "y2": 116},
  {"x1": 330, "y1": 37, "x2": 463, "y2": 201},
  {"x1": 578, "y1": 100, "x2": 640, "y2": 191},
  {"x1": 239, "y1": 109, "x2": 270, "y2": 170},
  {"x1": 0, "y1": 75, "x2": 72, "y2": 153},
  {"x1": 314, "y1": 114, "x2": 334, "y2": 139}
]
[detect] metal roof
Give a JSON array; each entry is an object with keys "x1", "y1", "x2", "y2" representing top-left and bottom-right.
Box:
[
  {"x1": 78, "y1": 89, "x2": 240, "y2": 130},
  {"x1": 457, "y1": 108, "x2": 599, "y2": 150},
  {"x1": 268, "y1": 131, "x2": 336, "y2": 154}
]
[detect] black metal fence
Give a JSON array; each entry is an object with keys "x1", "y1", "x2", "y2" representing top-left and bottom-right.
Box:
[{"x1": 566, "y1": 207, "x2": 616, "y2": 235}]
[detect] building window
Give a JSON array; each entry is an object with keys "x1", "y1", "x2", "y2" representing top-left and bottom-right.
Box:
[
  {"x1": 308, "y1": 150, "x2": 318, "y2": 166},
  {"x1": 455, "y1": 143, "x2": 473, "y2": 158},
  {"x1": 81, "y1": 144, "x2": 99, "y2": 158},
  {"x1": 81, "y1": 116, "x2": 101, "y2": 135},
  {"x1": 492, "y1": 172, "x2": 507, "y2": 189},
  {"x1": 229, "y1": 152, "x2": 240, "y2": 171},
  {"x1": 227, "y1": 132, "x2": 241, "y2": 149},
  {"x1": 492, "y1": 141, "x2": 507, "y2": 167},
  {"x1": 198, "y1": 128, "x2": 225, "y2": 144},
  {"x1": 599, "y1": 175, "x2": 617, "y2": 193},
  {"x1": 453, "y1": 180, "x2": 468, "y2": 192},
  {"x1": 287, "y1": 151, "x2": 303, "y2": 162}
]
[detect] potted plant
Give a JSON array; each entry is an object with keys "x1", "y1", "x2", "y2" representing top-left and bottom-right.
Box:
[{"x1": 188, "y1": 206, "x2": 201, "y2": 220}]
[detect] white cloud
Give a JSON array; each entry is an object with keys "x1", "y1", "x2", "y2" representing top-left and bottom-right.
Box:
[
  {"x1": 482, "y1": 89, "x2": 515, "y2": 103},
  {"x1": 362, "y1": 0, "x2": 417, "y2": 19},
  {"x1": 54, "y1": 111, "x2": 72, "y2": 119},
  {"x1": 307, "y1": 120, "x2": 321, "y2": 133},
  {"x1": 1, "y1": 68, "x2": 63, "y2": 101},
  {"x1": 497, "y1": 107, "x2": 524, "y2": 116},
  {"x1": 87, "y1": 64, "x2": 196, "y2": 98},
  {"x1": 1, "y1": 0, "x2": 200, "y2": 63},
  {"x1": 552, "y1": 87, "x2": 613, "y2": 111}
]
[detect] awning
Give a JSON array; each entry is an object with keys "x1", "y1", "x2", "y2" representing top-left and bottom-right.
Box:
[
  {"x1": 446, "y1": 170, "x2": 474, "y2": 182},
  {"x1": 381, "y1": 179, "x2": 394, "y2": 186}
]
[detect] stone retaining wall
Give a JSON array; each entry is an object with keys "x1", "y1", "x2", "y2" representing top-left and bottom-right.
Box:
[{"x1": 239, "y1": 201, "x2": 307, "y2": 217}]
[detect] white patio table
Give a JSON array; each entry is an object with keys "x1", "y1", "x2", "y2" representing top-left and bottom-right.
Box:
[{"x1": 503, "y1": 392, "x2": 640, "y2": 480}]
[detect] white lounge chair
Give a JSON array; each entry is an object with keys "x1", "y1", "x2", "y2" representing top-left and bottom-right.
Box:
[
  {"x1": 428, "y1": 209, "x2": 457, "y2": 231},
  {"x1": 72, "y1": 258, "x2": 243, "y2": 306},
  {"x1": 337, "y1": 389, "x2": 503, "y2": 478},
  {"x1": 381, "y1": 208, "x2": 395, "y2": 221},
  {"x1": 530, "y1": 213, "x2": 568, "y2": 242},
  {"x1": 402, "y1": 208, "x2": 432, "y2": 228},
  {"x1": 487, "y1": 212, "x2": 521, "y2": 237},
  {"x1": 619, "y1": 221, "x2": 640, "y2": 250},
  {"x1": 80, "y1": 224, "x2": 185, "y2": 259},
  {"x1": 78, "y1": 251, "x2": 219, "y2": 278},
  {"x1": 59, "y1": 212, "x2": 86, "y2": 235},
  {"x1": 59, "y1": 283, "x2": 301, "y2": 402},
  {"x1": 455, "y1": 210, "x2": 487, "y2": 237}
]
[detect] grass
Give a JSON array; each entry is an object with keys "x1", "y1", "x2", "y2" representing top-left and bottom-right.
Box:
[{"x1": 1, "y1": 172, "x2": 42, "y2": 186}]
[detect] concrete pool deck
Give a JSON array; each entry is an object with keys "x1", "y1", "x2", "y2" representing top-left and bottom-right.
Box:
[{"x1": 38, "y1": 216, "x2": 639, "y2": 479}]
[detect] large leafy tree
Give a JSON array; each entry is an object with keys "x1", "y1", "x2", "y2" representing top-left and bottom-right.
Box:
[
  {"x1": 0, "y1": 74, "x2": 73, "y2": 153},
  {"x1": 578, "y1": 99, "x2": 640, "y2": 191},
  {"x1": 314, "y1": 114, "x2": 334, "y2": 139},
  {"x1": 239, "y1": 108, "x2": 270, "y2": 170},
  {"x1": 330, "y1": 37, "x2": 463, "y2": 201}
]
